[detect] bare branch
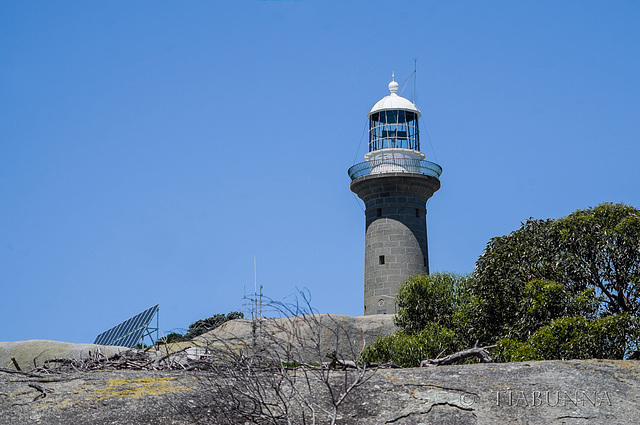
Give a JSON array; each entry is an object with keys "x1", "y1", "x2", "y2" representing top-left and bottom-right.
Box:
[{"x1": 420, "y1": 345, "x2": 498, "y2": 367}]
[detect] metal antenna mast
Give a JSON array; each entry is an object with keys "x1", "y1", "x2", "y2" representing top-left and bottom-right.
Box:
[
  {"x1": 413, "y1": 58, "x2": 417, "y2": 103},
  {"x1": 252, "y1": 256, "x2": 257, "y2": 347}
]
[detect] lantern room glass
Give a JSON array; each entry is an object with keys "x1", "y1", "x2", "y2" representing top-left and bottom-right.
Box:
[{"x1": 369, "y1": 110, "x2": 420, "y2": 152}]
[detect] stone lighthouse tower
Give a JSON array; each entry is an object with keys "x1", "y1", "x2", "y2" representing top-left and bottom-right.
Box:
[{"x1": 348, "y1": 74, "x2": 442, "y2": 315}]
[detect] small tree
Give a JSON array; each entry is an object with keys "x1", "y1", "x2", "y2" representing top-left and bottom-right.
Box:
[
  {"x1": 498, "y1": 314, "x2": 638, "y2": 362},
  {"x1": 509, "y1": 280, "x2": 601, "y2": 340},
  {"x1": 360, "y1": 272, "x2": 472, "y2": 367},
  {"x1": 360, "y1": 325, "x2": 460, "y2": 368},
  {"x1": 470, "y1": 203, "x2": 640, "y2": 344},
  {"x1": 394, "y1": 272, "x2": 471, "y2": 333},
  {"x1": 163, "y1": 332, "x2": 188, "y2": 343},
  {"x1": 184, "y1": 311, "x2": 244, "y2": 340},
  {"x1": 469, "y1": 218, "x2": 559, "y2": 343}
]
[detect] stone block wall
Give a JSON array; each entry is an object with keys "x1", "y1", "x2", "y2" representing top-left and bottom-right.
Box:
[{"x1": 350, "y1": 173, "x2": 440, "y2": 315}]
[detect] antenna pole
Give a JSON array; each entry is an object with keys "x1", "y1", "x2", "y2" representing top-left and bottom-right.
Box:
[
  {"x1": 413, "y1": 58, "x2": 417, "y2": 103},
  {"x1": 252, "y1": 256, "x2": 260, "y2": 347},
  {"x1": 156, "y1": 307, "x2": 159, "y2": 350}
]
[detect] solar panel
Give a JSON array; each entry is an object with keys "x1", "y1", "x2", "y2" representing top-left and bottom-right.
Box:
[{"x1": 94, "y1": 304, "x2": 159, "y2": 347}]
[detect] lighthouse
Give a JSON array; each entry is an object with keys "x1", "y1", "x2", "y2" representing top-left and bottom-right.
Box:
[{"x1": 348, "y1": 74, "x2": 442, "y2": 315}]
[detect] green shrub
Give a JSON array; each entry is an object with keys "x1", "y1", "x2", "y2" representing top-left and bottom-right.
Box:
[
  {"x1": 364, "y1": 204, "x2": 640, "y2": 364},
  {"x1": 184, "y1": 311, "x2": 244, "y2": 340},
  {"x1": 495, "y1": 338, "x2": 542, "y2": 362},
  {"x1": 359, "y1": 323, "x2": 461, "y2": 368},
  {"x1": 163, "y1": 332, "x2": 188, "y2": 343},
  {"x1": 394, "y1": 272, "x2": 472, "y2": 335},
  {"x1": 498, "y1": 314, "x2": 638, "y2": 361},
  {"x1": 508, "y1": 280, "x2": 601, "y2": 340},
  {"x1": 471, "y1": 203, "x2": 640, "y2": 344}
]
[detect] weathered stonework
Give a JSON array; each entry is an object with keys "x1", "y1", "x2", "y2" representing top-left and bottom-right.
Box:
[{"x1": 351, "y1": 173, "x2": 440, "y2": 315}]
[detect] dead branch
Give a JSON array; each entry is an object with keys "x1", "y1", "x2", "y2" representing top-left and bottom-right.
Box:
[
  {"x1": 11, "y1": 357, "x2": 21, "y2": 371},
  {"x1": 0, "y1": 367, "x2": 47, "y2": 378},
  {"x1": 325, "y1": 351, "x2": 358, "y2": 370},
  {"x1": 420, "y1": 345, "x2": 498, "y2": 367},
  {"x1": 25, "y1": 348, "x2": 205, "y2": 374},
  {"x1": 28, "y1": 383, "x2": 51, "y2": 401}
]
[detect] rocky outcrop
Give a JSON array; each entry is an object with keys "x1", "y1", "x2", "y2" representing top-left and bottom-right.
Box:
[
  {"x1": 3, "y1": 318, "x2": 638, "y2": 423},
  {"x1": 194, "y1": 313, "x2": 397, "y2": 362},
  {"x1": 1, "y1": 360, "x2": 638, "y2": 424},
  {"x1": 0, "y1": 340, "x2": 128, "y2": 371},
  {"x1": 0, "y1": 315, "x2": 396, "y2": 373}
]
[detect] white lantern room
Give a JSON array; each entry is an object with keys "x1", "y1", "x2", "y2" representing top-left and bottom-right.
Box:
[{"x1": 364, "y1": 74, "x2": 425, "y2": 174}]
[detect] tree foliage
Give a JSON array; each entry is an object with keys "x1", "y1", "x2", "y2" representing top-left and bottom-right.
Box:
[
  {"x1": 184, "y1": 311, "x2": 244, "y2": 340},
  {"x1": 394, "y1": 272, "x2": 472, "y2": 333},
  {"x1": 497, "y1": 314, "x2": 638, "y2": 362},
  {"x1": 360, "y1": 273, "x2": 471, "y2": 367},
  {"x1": 359, "y1": 325, "x2": 461, "y2": 368},
  {"x1": 554, "y1": 204, "x2": 640, "y2": 314},
  {"x1": 509, "y1": 280, "x2": 601, "y2": 340},
  {"x1": 163, "y1": 332, "x2": 188, "y2": 343},
  {"x1": 470, "y1": 203, "x2": 640, "y2": 344}
]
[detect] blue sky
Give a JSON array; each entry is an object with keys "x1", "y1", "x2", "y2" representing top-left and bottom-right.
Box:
[{"x1": 2, "y1": 1, "x2": 639, "y2": 343}]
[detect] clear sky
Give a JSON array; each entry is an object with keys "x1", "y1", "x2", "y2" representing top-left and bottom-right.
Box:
[{"x1": 2, "y1": 1, "x2": 639, "y2": 344}]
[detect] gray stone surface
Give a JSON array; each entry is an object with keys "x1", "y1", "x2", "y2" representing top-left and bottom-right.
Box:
[
  {"x1": 4, "y1": 319, "x2": 637, "y2": 423},
  {"x1": 359, "y1": 360, "x2": 638, "y2": 424},
  {"x1": 0, "y1": 340, "x2": 128, "y2": 371},
  {"x1": 1, "y1": 360, "x2": 638, "y2": 424},
  {"x1": 351, "y1": 173, "x2": 440, "y2": 315},
  {"x1": 194, "y1": 314, "x2": 398, "y2": 363}
]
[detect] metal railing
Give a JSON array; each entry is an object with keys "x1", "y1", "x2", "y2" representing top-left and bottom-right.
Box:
[{"x1": 348, "y1": 158, "x2": 442, "y2": 181}]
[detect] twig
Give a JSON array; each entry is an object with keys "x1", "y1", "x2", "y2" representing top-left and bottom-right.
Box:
[
  {"x1": 420, "y1": 345, "x2": 498, "y2": 367},
  {"x1": 0, "y1": 367, "x2": 47, "y2": 378},
  {"x1": 11, "y1": 357, "x2": 21, "y2": 371},
  {"x1": 28, "y1": 383, "x2": 51, "y2": 401}
]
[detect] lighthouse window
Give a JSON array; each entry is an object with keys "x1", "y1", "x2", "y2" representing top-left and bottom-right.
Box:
[
  {"x1": 369, "y1": 110, "x2": 420, "y2": 151},
  {"x1": 415, "y1": 208, "x2": 420, "y2": 218},
  {"x1": 377, "y1": 208, "x2": 382, "y2": 217},
  {"x1": 379, "y1": 255, "x2": 385, "y2": 265},
  {"x1": 386, "y1": 110, "x2": 399, "y2": 124}
]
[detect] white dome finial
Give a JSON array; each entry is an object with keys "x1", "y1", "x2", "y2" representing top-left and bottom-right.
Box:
[{"x1": 388, "y1": 71, "x2": 399, "y2": 94}]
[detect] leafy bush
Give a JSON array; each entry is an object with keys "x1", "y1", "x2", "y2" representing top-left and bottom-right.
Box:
[
  {"x1": 359, "y1": 324, "x2": 461, "y2": 368},
  {"x1": 470, "y1": 203, "x2": 640, "y2": 344},
  {"x1": 357, "y1": 272, "x2": 477, "y2": 367},
  {"x1": 497, "y1": 314, "x2": 639, "y2": 362},
  {"x1": 508, "y1": 280, "x2": 601, "y2": 340},
  {"x1": 164, "y1": 332, "x2": 188, "y2": 343},
  {"x1": 184, "y1": 311, "x2": 244, "y2": 340},
  {"x1": 394, "y1": 272, "x2": 472, "y2": 334}
]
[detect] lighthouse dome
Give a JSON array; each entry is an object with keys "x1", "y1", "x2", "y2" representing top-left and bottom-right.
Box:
[{"x1": 368, "y1": 77, "x2": 421, "y2": 118}]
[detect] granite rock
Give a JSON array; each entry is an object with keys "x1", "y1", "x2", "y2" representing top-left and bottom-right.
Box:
[
  {"x1": 0, "y1": 339, "x2": 128, "y2": 370},
  {"x1": 195, "y1": 314, "x2": 397, "y2": 362},
  {"x1": 1, "y1": 360, "x2": 638, "y2": 424}
]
